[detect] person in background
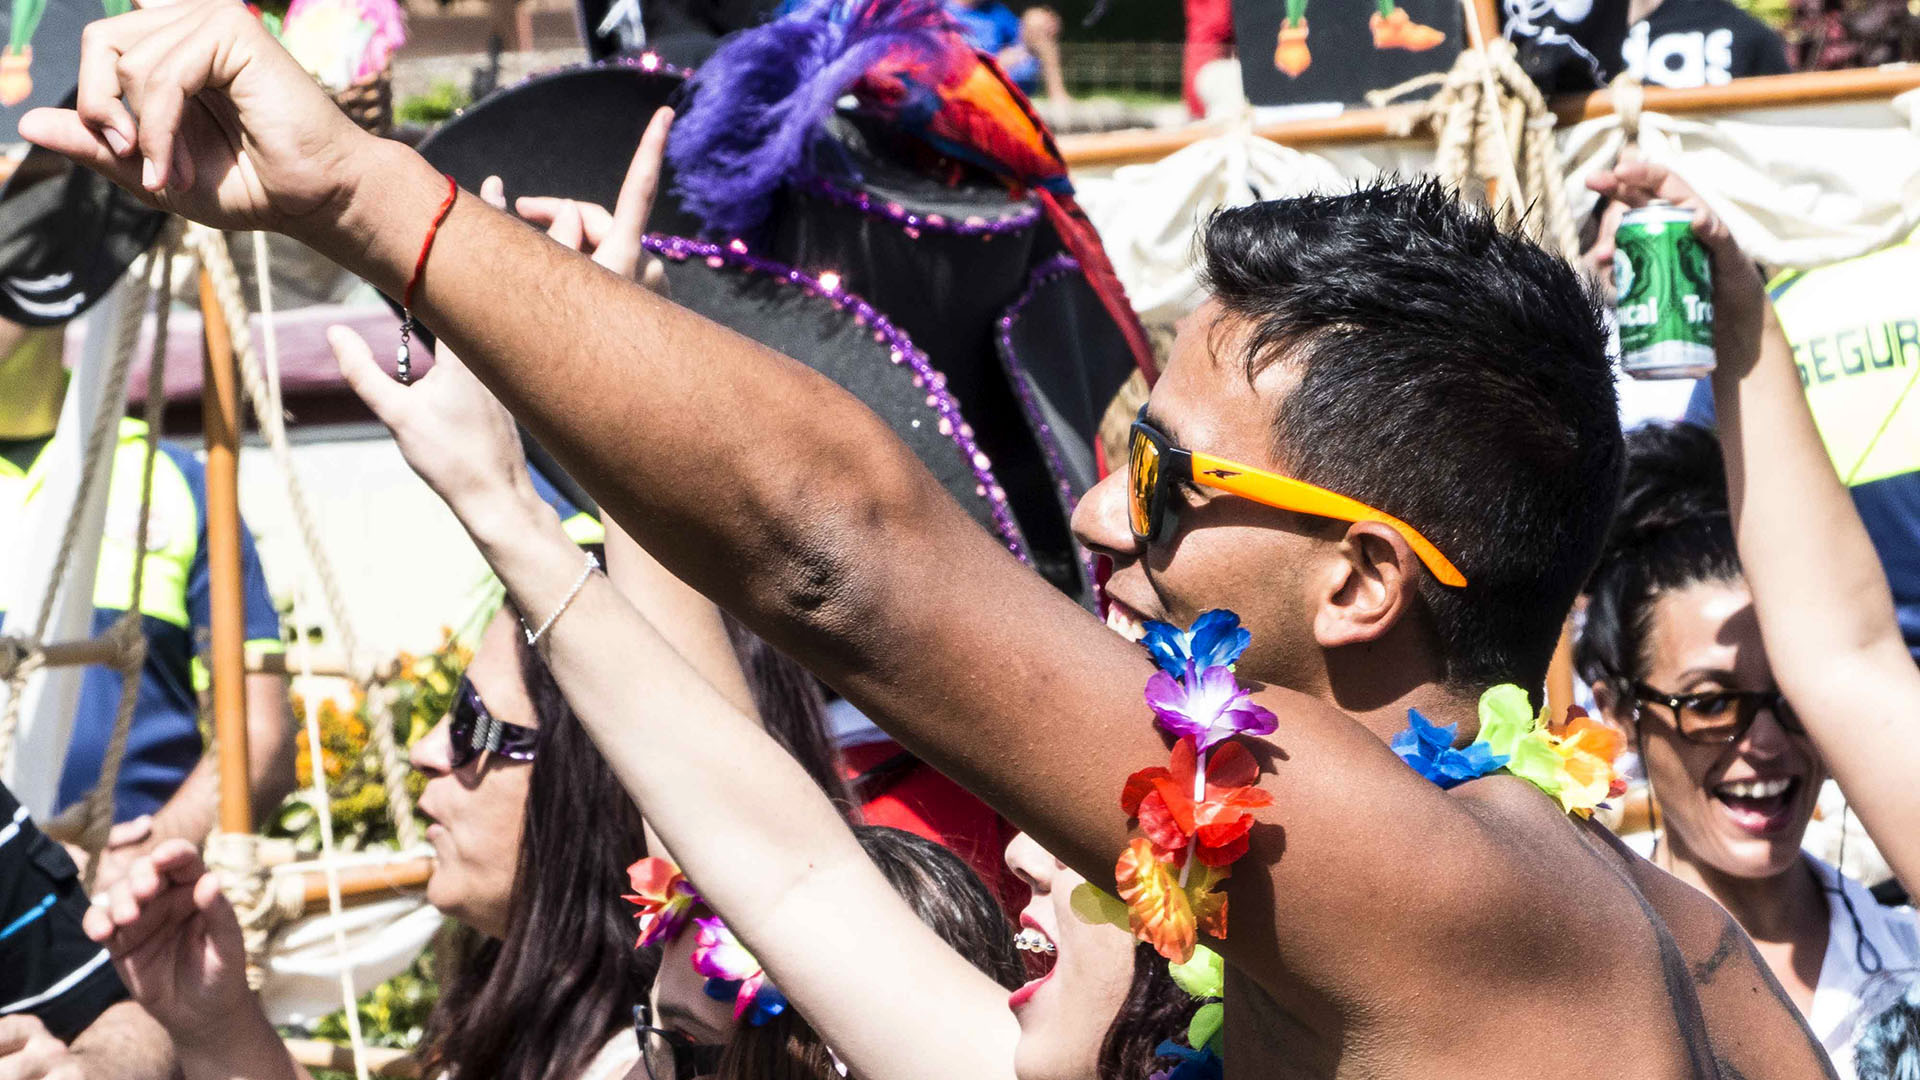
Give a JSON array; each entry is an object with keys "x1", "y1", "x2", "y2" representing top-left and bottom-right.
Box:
[
  {"x1": 1183, "y1": 0, "x2": 1235, "y2": 118},
  {"x1": 0, "y1": 778, "x2": 173, "y2": 1080},
  {"x1": 947, "y1": 0, "x2": 1071, "y2": 101},
  {"x1": 1579, "y1": 160, "x2": 1920, "y2": 1079},
  {"x1": 1622, "y1": 0, "x2": 1789, "y2": 86},
  {"x1": 0, "y1": 316, "x2": 295, "y2": 893}
]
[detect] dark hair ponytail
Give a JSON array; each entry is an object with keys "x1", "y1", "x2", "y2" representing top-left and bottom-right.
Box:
[
  {"x1": 1575, "y1": 421, "x2": 1743, "y2": 697},
  {"x1": 1097, "y1": 944, "x2": 1205, "y2": 1080}
]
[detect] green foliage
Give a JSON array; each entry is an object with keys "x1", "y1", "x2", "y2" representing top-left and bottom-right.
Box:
[
  {"x1": 266, "y1": 629, "x2": 473, "y2": 1056},
  {"x1": 396, "y1": 82, "x2": 472, "y2": 127},
  {"x1": 266, "y1": 630, "x2": 470, "y2": 855},
  {"x1": 310, "y1": 949, "x2": 440, "y2": 1050}
]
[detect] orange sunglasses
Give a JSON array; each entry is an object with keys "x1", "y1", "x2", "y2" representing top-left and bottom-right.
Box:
[{"x1": 1127, "y1": 411, "x2": 1467, "y2": 588}]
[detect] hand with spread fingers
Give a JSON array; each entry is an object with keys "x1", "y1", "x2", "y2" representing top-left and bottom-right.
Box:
[
  {"x1": 328, "y1": 108, "x2": 676, "y2": 528},
  {"x1": 1586, "y1": 160, "x2": 1768, "y2": 376},
  {"x1": 16, "y1": 0, "x2": 371, "y2": 235}
]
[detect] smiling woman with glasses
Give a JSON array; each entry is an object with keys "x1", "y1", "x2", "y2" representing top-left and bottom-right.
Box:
[{"x1": 1577, "y1": 421, "x2": 1919, "y2": 1079}]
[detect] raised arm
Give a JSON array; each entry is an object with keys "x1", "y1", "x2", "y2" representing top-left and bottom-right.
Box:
[
  {"x1": 334, "y1": 328, "x2": 1020, "y2": 1080},
  {"x1": 1596, "y1": 160, "x2": 1920, "y2": 889},
  {"x1": 1591, "y1": 161, "x2": 1920, "y2": 890}
]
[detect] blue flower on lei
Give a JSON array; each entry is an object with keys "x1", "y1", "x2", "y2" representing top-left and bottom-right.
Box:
[
  {"x1": 1390, "y1": 709, "x2": 1507, "y2": 790},
  {"x1": 702, "y1": 977, "x2": 789, "y2": 1026},
  {"x1": 1147, "y1": 1040, "x2": 1225, "y2": 1080},
  {"x1": 1141, "y1": 610, "x2": 1251, "y2": 677}
]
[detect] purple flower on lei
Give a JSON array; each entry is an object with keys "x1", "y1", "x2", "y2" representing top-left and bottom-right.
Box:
[
  {"x1": 1145, "y1": 661, "x2": 1278, "y2": 751},
  {"x1": 1390, "y1": 709, "x2": 1507, "y2": 790},
  {"x1": 690, "y1": 916, "x2": 789, "y2": 1026},
  {"x1": 1141, "y1": 610, "x2": 1252, "y2": 677},
  {"x1": 1147, "y1": 1040, "x2": 1224, "y2": 1080}
]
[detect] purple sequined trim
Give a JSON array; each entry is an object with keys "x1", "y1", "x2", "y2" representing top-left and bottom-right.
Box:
[
  {"x1": 997, "y1": 254, "x2": 1099, "y2": 589},
  {"x1": 643, "y1": 233, "x2": 1029, "y2": 562},
  {"x1": 798, "y1": 177, "x2": 1042, "y2": 239}
]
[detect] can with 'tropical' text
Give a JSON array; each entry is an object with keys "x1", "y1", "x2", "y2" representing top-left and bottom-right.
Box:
[{"x1": 1614, "y1": 202, "x2": 1716, "y2": 380}]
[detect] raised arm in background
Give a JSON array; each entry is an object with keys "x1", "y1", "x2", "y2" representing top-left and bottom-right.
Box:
[
  {"x1": 327, "y1": 117, "x2": 1022, "y2": 1080},
  {"x1": 1596, "y1": 162, "x2": 1920, "y2": 892}
]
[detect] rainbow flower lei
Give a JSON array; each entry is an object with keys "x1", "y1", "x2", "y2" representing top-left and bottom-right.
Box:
[
  {"x1": 623, "y1": 857, "x2": 789, "y2": 1025},
  {"x1": 1065, "y1": 610, "x2": 1267, "y2": 1079},
  {"x1": 1112, "y1": 610, "x2": 1275, "y2": 965},
  {"x1": 1392, "y1": 683, "x2": 1626, "y2": 815}
]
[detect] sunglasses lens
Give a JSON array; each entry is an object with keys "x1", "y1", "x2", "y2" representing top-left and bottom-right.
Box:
[
  {"x1": 447, "y1": 683, "x2": 479, "y2": 768},
  {"x1": 1129, "y1": 427, "x2": 1161, "y2": 540}
]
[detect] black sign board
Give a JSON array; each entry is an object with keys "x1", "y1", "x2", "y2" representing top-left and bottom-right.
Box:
[{"x1": 1233, "y1": 0, "x2": 1462, "y2": 107}]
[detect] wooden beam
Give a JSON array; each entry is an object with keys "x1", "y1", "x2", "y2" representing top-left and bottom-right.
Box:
[
  {"x1": 201, "y1": 267, "x2": 252, "y2": 835},
  {"x1": 249, "y1": 644, "x2": 399, "y2": 683},
  {"x1": 1057, "y1": 66, "x2": 1920, "y2": 169},
  {"x1": 284, "y1": 1038, "x2": 419, "y2": 1078},
  {"x1": 295, "y1": 856, "x2": 435, "y2": 911}
]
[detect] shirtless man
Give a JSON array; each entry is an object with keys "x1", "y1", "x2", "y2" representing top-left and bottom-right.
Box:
[{"x1": 21, "y1": 7, "x2": 1837, "y2": 1075}]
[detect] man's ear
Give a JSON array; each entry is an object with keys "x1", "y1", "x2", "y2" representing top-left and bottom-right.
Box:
[{"x1": 1313, "y1": 520, "x2": 1419, "y2": 649}]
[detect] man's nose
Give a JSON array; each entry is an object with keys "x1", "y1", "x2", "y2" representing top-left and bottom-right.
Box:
[{"x1": 1072, "y1": 468, "x2": 1143, "y2": 564}]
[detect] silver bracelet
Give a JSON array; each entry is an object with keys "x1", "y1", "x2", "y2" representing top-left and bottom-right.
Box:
[{"x1": 524, "y1": 551, "x2": 601, "y2": 646}]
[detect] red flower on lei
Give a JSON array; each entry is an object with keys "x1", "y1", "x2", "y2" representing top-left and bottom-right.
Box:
[
  {"x1": 621, "y1": 857, "x2": 700, "y2": 949},
  {"x1": 1122, "y1": 738, "x2": 1273, "y2": 868}
]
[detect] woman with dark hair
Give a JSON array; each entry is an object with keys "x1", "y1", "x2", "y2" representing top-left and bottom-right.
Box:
[
  {"x1": 75, "y1": 575, "x2": 851, "y2": 1080},
  {"x1": 1578, "y1": 161, "x2": 1920, "y2": 1080}
]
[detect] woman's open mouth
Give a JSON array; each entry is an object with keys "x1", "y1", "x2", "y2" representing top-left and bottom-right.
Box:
[
  {"x1": 1711, "y1": 775, "x2": 1802, "y2": 837},
  {"x1": 1008, "y1": 919, "x2": 1059, "y2": 1011}
]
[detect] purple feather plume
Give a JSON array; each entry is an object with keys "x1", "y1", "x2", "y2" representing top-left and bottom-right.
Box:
[{"x1": 668, "y1": 0, "x2": 960, "y2": 239}]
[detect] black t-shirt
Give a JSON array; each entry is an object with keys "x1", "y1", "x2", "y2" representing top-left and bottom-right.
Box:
[
  {"x1": 0, "y1": 783, "x2": 128, "y2": 1042},
  {"x1": 1623, "y1": 0, "x2": 1791, "y2": 86}
]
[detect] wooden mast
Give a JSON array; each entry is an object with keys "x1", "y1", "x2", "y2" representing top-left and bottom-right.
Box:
[{"x1": 200, "y1": 268, "x2": 252, "y2": 835}]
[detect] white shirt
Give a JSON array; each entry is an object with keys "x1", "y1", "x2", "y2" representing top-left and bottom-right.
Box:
[{"x1": 1806, "y1": 856, "x2": 1920, "y2": 1080}]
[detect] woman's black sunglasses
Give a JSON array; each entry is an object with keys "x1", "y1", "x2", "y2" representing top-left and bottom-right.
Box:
[
  {"x1": 1631, "y1": 681, "x2": 1804, "y2": 746},
  {"x1": 634, "y1": 1001, "x2": 725, "y2": 1080},
  {"x1": 446, "y1": 677, "x2": 539, "y2": 770}
]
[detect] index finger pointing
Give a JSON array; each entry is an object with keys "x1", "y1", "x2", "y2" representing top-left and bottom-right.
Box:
[{"x1": 609, "y1": 107, "x2": 674, "y2": 244}]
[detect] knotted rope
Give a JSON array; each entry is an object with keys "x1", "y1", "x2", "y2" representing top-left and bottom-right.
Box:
[
  {"x1": 1, "y1": 224, "x2": 178, "y2": 858},
  {"x1": 1369, "y1": 38, "x2": 1582, "y2": 260},
  {"x1": 184, "y1": 225, "x2": 419, "y2": 849},
  {"x1": 202, "y1": 830, "x2": 308, "y2": 988}
]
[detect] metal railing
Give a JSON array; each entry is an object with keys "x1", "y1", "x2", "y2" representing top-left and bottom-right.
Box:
[{"x1": 1061, "y1": 40, "x2": 1186, "y2": 97}]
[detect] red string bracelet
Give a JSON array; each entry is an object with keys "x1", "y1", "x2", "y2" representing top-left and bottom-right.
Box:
[{"x1": 395, "y1": 174, "x2": 460, "y2": 384}]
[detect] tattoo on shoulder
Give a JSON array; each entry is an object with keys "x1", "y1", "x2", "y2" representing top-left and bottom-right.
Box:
[{"x1": 1692, "y1": 920, "x2": 1741, "y2": 984}]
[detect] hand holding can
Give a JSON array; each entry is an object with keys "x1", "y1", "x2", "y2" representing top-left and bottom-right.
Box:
[
  {"x1": 1587, "y1": 161, "x2": 1770, "y2": 383},
  {"x1": 1615, "y1": 203, "x2": 1716, "y2": 380}
]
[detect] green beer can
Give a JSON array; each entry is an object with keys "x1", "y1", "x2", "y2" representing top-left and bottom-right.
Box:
[{"x1": 1614, "y1": 202, "x2": 1715, "y2": 379}]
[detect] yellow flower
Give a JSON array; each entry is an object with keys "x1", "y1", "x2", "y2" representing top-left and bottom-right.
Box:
[
  {"x1": 1544, "y1": 709, "x2": 1624, "y2": 818},
  {"x1": 1114, "y1": 838, "x2": 1230, "y2": 963}
]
